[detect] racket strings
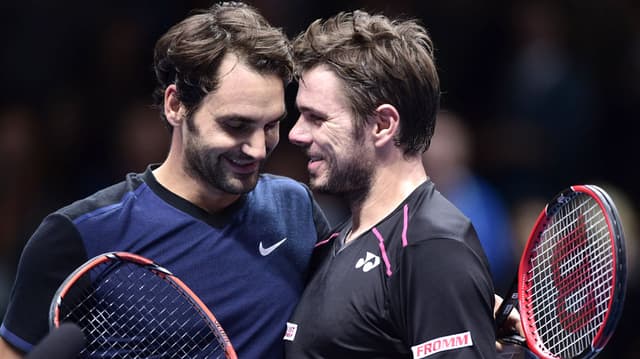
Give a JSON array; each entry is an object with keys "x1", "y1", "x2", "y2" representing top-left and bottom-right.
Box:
[
  {"x1": 528, "y1": 198, "x2": 595, "y2": 262},
  {"x1": 526, "y1": 243, "x2": 611, "y2": 323},
  {"x1": 531, "y1": 256, "x2": 612, "y2": 355},
  {"x1": 58, "y1": 261, "x2": 227, "y2": 358},
  {"x1": 523, "y1": 194, "x2": 614, "y2": 358}
]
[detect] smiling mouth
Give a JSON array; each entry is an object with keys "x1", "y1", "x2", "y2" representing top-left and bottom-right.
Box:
[
  {"x1": 309, "y1": 156, "x2": 322, "y2": 164},
  {"x1": 225, "y1": 157, "x2": 259, "y2": 174},
  {"x1": 306, "y1": 155, "x2": 325, "y2": 175}
]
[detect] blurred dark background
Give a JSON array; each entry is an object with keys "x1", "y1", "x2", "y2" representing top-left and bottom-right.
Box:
[{"x1": 1, "y1": 0, "x2": 638, "y2": 357}]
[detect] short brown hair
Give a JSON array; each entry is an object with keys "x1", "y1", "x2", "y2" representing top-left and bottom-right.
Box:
[
  {"x1": 293, "y1": 10, "x2": 440, "y2": 155},
  {"x1": 153, "y1": 2, "x2": 293, "y2": 128}
]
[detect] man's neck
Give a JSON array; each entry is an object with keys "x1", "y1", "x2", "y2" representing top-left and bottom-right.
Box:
[
  {"x1": 153, "y1": 160, "x2": 240, "y2": 214},
  {"x1": 347, "y1": 156, "x2": 427, "y2": 242}
]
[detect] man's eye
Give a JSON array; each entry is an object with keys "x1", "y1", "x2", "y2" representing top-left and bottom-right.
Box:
[
  {"x1": 306, "y1": 113, "x2": 324, "y2": 123},
  {"x1": 224, "y1": 122, "x2": 248, "y2": 131}
]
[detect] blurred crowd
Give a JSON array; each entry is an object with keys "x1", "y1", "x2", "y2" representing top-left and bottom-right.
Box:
[{"x1": 1, "y1": 0, "x2": 638, "y2": 357}]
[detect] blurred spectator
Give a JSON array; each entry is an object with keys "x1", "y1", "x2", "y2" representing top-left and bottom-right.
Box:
[
  {"x1": 43, "y1": 88, "x2": 111, "y2": 200},
  {"x1": 483, "y1": 0, "x2": 599, "y2": 201},
  {"x1": 0, "y1": 105, "x2": 57, "y2": 320},
  {"x1": 595, "y1": 0, "x2": 640, "y2": 203},
  {"x1": 509, "y1": 196, "x2": 546, "y2": 258},
  {"x1": 109, "y1": 101, "x2": 170, "y2": 180},
  {"x1": 423, "y1": 110, "x2": 516, "y2": 293}
]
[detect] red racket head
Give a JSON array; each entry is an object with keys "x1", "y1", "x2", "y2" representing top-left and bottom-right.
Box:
[
  {"x1": 49, "y1": 252, "x2": 237, "y2": 359},
  {"x1": 518, "y1": 185, "x2": 626, "y2": 359}
]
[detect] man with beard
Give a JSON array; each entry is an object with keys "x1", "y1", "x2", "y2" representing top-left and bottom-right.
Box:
[
  {"x1": 284, "y1": 11, "x2": 497, "y2": 358},
  {"x1": 0, "y1": 3, "x2": 329, "y2": 358}
]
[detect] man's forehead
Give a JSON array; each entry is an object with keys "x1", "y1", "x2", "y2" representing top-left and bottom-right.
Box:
[
  {"x1": 296, "y1": 66, "x2": 348, "y2": 111},
  {"x1": 201, "y1": 99, "x2": 286, "y2": 121}
]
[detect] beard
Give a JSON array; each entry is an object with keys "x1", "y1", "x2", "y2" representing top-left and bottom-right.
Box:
[
  {"x1": 183, "y1": 135, "x2": 261, "y2": 195},
  {"x1": 311, "y1": 148, "x2": 374, "y2": 205}
]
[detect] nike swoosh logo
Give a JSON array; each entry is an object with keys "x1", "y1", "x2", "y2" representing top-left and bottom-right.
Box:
[{"x1": 259, "y1": 237, "x2": 287, "y2": 256}]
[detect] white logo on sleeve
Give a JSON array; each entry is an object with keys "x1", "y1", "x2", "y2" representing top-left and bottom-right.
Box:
[
  {"x1": 411, "y1": 331, "x2": 473, "y2": 358},
  {"x1": 259, "y1": 237, "x2": 287, "y2": 256},
  {"x1": 283, "y1": 322, "x2": 298, "y2": 341},
  {"x1": 355, "y1": 251, "x2": 380, "y2": 272}
]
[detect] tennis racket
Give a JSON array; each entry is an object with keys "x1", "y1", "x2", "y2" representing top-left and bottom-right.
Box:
[
  {"x1": 49, "y1": 251, "x2": 237, "y2": 359},
  {"x1": 496, "y1": 185, "x2": 626, "y2": 359}
]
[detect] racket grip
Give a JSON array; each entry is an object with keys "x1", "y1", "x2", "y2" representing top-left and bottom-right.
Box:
[
  {"x1": 496, "y1": 342, "x2": 525, "y2": 359},
  {"x1": 497, "y1": 336, "x2": 537, "y2": 359},
  {"x1": 495, "y1": 277, "x2": 518, "y2": 332}
]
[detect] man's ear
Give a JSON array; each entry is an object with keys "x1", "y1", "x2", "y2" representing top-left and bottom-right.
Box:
[
  {"x1": 164, "y1": 84, "x2": 184, "y2": 126},
  {"x1": 372, "y1": 104, "x2": 400, "y2": 147}
]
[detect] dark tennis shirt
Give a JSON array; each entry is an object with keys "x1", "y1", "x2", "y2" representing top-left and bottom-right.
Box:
[
  {"x1": 285, "y1": 180, "x2": 496, "y2": 358},
  {"x1": 1, "y1": 165, "x2": 330, "y2": 358}
]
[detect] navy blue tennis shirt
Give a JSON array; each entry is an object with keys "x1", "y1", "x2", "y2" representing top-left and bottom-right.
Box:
[{"x1": 1, "y1": 165, "x2": 330, "y2": 358}]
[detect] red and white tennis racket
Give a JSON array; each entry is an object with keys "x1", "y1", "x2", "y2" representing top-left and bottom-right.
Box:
[
  {"x1": 496, "y1": 185, "x2": 626, "y2": 359},
  {"x1": 49, "y1": 251, "x2": 237, "y2": 359}
]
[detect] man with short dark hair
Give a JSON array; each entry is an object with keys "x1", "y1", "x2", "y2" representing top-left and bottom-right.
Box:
[
  {"x1": 285, "y1": 10, "x2": 496, "y2": 358},
  {"x1": 0, "y1": 3, "x2": 330, "y2": 358}
]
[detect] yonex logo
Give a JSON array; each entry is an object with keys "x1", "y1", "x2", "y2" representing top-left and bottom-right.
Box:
[{"x1": 355, "y1": 251, "x2": 380, "y2": 272}]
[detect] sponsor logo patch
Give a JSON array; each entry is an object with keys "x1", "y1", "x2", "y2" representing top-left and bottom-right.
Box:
[
  {"x1": 283, "y1": 322, "x2": 298, "y2": 341},
  {"x1": 411, "y1": 331, "x2": 473, "y2": 358}
]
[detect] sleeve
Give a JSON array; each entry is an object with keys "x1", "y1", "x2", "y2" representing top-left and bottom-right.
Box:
[
  {"x1": 389, "y1": 239, "x2": 496, "y2": 358},
  {"x1": 311, "y1": 199, "x2": 331, "y2": 240},
  {"x1": 301, "y1": 184, "x2": 332, "y2": 241},
  {"x1": 303, "y1": 189, "x2": 334, "y2": 282},
  {"x1": 0, "y1": 213, "x2": 87, "y2": 353}
]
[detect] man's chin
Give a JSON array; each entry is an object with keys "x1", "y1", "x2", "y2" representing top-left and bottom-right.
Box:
[
  {"x1": 223, "y1": 175, "x2": 260, "y2": 194},
  {"x1": 311, "y1": 178, "x2": 363, "y2": 198},
  {"x1": 309, "y1": 179, "x2": 334, "y2": 194}
]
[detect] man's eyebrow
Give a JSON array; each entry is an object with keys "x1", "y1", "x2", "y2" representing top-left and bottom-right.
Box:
[
  {"x1": 217, "y1": 114, "x2": 254, "y2": 122},
  {"x1": 297, "y1": 105, "x2": 327, "y2": 118},
  {"x1": 217, "y1": 110, "x2": 288, "y2": 123}
]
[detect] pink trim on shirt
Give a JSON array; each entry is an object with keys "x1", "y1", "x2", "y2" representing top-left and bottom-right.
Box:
[
  {"x1": 314, "y1": 232, "x2": 339, "y2": 248},
  {"x1": 402, "y1": 204, "x2": 409, "y2": 247},
  {"x1": 372, "y1": 227, "x2": 392, "y2": 277}
]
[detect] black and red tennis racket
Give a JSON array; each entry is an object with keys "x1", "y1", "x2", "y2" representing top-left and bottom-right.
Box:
[
  {"x1": 496, "y1": 185, "x2": 626, "y2": 359},
  {"x1": 49, "y1": 251, "x2": 237, "y2": 359}
]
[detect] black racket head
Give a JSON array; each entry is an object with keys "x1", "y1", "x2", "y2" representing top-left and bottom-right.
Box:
[
  {"x1": 49, "y1": 252, "x2": 237, "y2": 359},
  {"x1": 518, "y1": 185, "x2": 626, "y2": 359}
]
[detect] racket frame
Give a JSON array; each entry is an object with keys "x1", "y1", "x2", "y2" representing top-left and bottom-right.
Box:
[
  {"x1": 498, "y1": 185, "x2": 626, "y2": 359},
  {"x1": 49, "y1": 251, "x2": 238, "y2": 359}
]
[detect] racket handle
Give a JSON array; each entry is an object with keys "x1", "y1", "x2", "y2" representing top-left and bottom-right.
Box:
[
  {"x1": 497, "y1": 335, "x2": 539, "y2": 359},
  {"x1": 497, "y1": 336, "x2": 536, "y2": 359},
  {"x1": 497, "y1": 337, "x2": 526, "y2": 359},
  {"x1": 495, "y1": 277, "x2": 518, "y2": 332}
]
